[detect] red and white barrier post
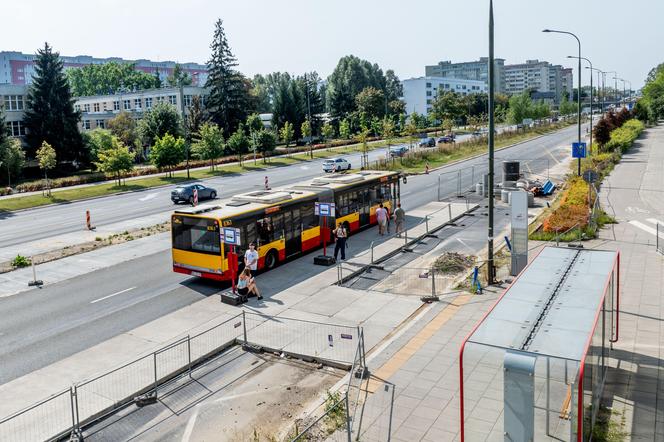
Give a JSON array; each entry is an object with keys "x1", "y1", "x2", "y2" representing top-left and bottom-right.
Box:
[
  {"x1": 192, "y1": 188, "x2": 198, "y2": 206},
  {"x1": 264, "y1": 176, "x2": 270, "y2": 190},
  {"x1": 85, "y1": 210, "x2": 95, "y2": 230}
]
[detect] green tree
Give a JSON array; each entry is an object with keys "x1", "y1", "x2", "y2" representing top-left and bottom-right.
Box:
[
  {"x1": 321, "y1": 122, "x2": 335, "y2": 151},
  {"x1": 339, "y1": 118, "x2": 352, "y2": 140},
  {"x1": 301, "y1": 119, "x2": 313, "y2": 158},
  {"x1": 384, "y1": 69, "x2": 403, "y2": 104},
  {"x1": 186, "y1": 95, "x2": 206, "y2": 143},
  {"x1": 405, "y1": 117, "x2": 418, "y2": 149},
  {"x1": 326, "y1": 55, "x2": 388, "y2": 119},
  {"x1": 67, "y1": 62, "x2": 161, "y2": 96},
  {"x1": 388, "y1": 100, "x2": 406, "y2": 118},
  {"x1": 149, "y1": 133, "x2": 185, "y2": 176},
  {"x1": 381, "y1": 116, "x2": 395, "y2": 160},
  {"x1": 246, "y1": 113, "x2": 263, "y2": 134},
  {"x1": 192, "y1": 122, "x2": 225, "y2": 170},
  {"x1": 226, "y1": 127, "x2": 250, "y2": 166},
  {"x1": 507, "y1": 92, "x2": 533, "y2": 124},
  {"x1": 279, "y1": 121, "x2": 294, "y2": 156},
  {"x1": 24, "y1": 43, "x2": 86, "y2": 165},
  {"x1": 355, "y1": 87, "x2": 386, "y2": 122},
  {"x1": 167, "y1": 64, "x2": 193, "y2": 87},
  {"x1": 431, "y1": 91, "x2": 465, "y2": 124},
  {"x1": 95, "y1": 138, "x2": 134, "y2": 185},
  {"x1": 107, "y1": 112, "x2": 139, "y2": 151},
  {"x1": 441, "y1": 118, "x2": 455, "y2": 136},
  {"x1": 205, "y1": 19, "x2": 252, "y2": 135},
  {"x1": 139, "y1": 101, "x2": 183, "y2": 146},
  {"x1": 355, "y1": 128, "x2": 371, "y2": 168},
  {"x1": 87, "y1": 129, "x2": 116, "y2": 165},
  {"x1": 558, "y1": 96, "x2": 577, "y2": 116},
  {"x1": 37, "y1": 141, "x2": 56, "y2": 195},
  {"x1": 0, "y1": 107, "x2": 8, "y2": 149},
  {"x1": 0, "y1": 138, "x2": 26, "y2": 187},
  {"x1": 256, "y1": 129, "x2": 277, "y2": 163}
]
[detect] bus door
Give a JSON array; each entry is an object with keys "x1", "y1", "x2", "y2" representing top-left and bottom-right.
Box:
[
  {"x1": 359, "y1": 187, "x2": 371, "y2": 227},
  {"x1": 284, "y1": 208, "x2": 302, "y2": 258}
]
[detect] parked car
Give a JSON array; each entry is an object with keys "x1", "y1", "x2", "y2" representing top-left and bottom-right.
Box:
[
  {"x1": 389, "y1": 146, "x2": 409, "y2": 157},
  {"x1": 322, "y1": 158, "x2": 351, "y2": 173},
  {"x1": 418, "y1": 137, "x2": 436, "y2": 148},
  {"x1": 437, "y1": 136, "x2": 454, "y2": 144},
  {"x1": 171, "y1": 184, "x2": 217, "y2": 204}
]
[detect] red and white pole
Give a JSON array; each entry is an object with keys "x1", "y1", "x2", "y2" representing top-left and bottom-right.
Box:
[
  {"x1": 85, "y1": 210, "x2": 92, "y2": 230},
  {"x1": 193, "y1": 188, "x2": 198, "y2": 206},
  {"x1": 322, "y1": 216, "x2": 327, "y2": 256},
  {"x1": 264, "y1": 176, "x2": 270, "y2": 190}
]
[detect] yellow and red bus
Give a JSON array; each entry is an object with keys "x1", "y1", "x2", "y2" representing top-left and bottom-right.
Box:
[{"x1": 171, "y1": 170, "x2": 401, "y2": 281}]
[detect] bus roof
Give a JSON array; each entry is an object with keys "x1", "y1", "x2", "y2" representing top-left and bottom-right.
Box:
[{"x1": 173, "y1": 170, "x2": 399, "y2": 220}]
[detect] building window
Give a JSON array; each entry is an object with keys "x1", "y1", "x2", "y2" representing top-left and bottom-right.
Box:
[
  {"x1": 74, "y1": 104, "x2": 81, "y2": 112},
  {"x1": 156, "y1": 96, "x2": 164, "y2": 103},
  {"x1": 169, "y1": 95, "x2": 177, "y2": 105},
  {"x1": 113, "y1": 100, "x2": 120, "y2": 111},
  {"x1": 93, "y1": 103, "x2": 100, "y2": 112},
  {"x1": 84, "y1": 103, "x2": 90, "y2": 112},
  {"x1": 426, "y1": 99, "x2": 432, "y2": 105},
  {"x1": 7, "y1": 121, "x2": 26, "y2": 136},
  {"x1": 145, "y1": 97, "x2": 153, "y2": 109},
  {"x1": 95, "y1": 119, "x2": 105, "y2": 129},
  {"x1": 134, "y1": 98, "x2": 142, "y2": 109},
  {"x1": 426, "y1": 82, "x2": 432, "y2": 88},
  {"x1": 3, "y1": 95, "x2": 24, "y2": 111},
  {"x1": 83, "y1": 120, "x2": 91, "y2": 130},
  {"x1": 184, "y1": 95, "x2": 192, "y2": 107},
  {"x1": 462, "y1": 85, "x2": 467, "y2": 90},
  {"x1": 426, "y1": 91, "x2": 432, "y2": 97},
  {"x1": 123, "y1": 100, "x2": 131, "y2": 110},
  {"x1": 103, "y1": 102, "x2": 108, "y2": 111}
]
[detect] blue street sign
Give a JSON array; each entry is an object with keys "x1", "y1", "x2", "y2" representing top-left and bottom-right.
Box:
[{"x1": 572, "y1": 142, "x2": 587, "y2": 158}]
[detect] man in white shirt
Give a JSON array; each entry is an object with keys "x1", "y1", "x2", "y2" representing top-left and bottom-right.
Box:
[{"x1": 244, "y1": 242, "x2": 259, "y2": 271}]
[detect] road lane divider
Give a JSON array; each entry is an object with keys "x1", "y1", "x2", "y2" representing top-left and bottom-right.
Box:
[{"x1": 90, "y1": 286, "x2": 136, "y2": 304}]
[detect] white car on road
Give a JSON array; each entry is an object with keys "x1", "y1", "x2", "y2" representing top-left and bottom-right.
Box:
[{"x1": 322, "y1": 158, "x2": 351, "y2": 173}]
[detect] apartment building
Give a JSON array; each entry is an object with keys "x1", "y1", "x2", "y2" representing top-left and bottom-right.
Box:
[
  {"x1": 0, "y1": 84, "x2": 27, "y2": 138},
  {"x1": 75, "y1": 86, "x2": 209, "y2": 131},
  {"x1": 401, "y1": 77, "x2": 487, "y2": 116},
  {"x1": 561, "y1": 68, "x2": 574, "y2": 100},
  {"x1": 0, "y1": 51, "x2": 208, "y2": 87},
  {"x1": 425, "y1": 58, "x2": 506, "y2": 94},
  {"x1": 504, "y1": 60, "x2": 565, "y2": 103}
]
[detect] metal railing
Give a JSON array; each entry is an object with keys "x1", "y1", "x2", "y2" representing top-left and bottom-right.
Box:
[{"x1": 0, "y1": 312, "x2": 365, "y2": 442}]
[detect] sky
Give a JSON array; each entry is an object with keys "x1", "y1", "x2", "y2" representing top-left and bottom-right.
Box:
[{"x1": 2, "y1": 0, "x2": 661, "y2": 89}]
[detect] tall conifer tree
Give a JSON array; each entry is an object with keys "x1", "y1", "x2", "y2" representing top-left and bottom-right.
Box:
[
  {"x1": 205, "y1": 19, "x2": 251, "y2": 135},
  {"x1": 23, "y1": 43, "x2": 85, "y2": 165}
]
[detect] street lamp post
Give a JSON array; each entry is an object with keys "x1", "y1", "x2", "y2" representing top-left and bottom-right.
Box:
[
  {"x1": 544, "y1": 28, "x2": 582, "y2": 175},
  {"x1": 606, "y1": 71, "x2": 618, "y2": 106},
  {"x1": 587, "y1": 67, "x2": 606, "y2": 116},
  {"x1": 487, "y1": 0, "x2": 496, "y2": 284},
  {"x1": 569, "y1": 55, "x2": 593, "y2": 153}
]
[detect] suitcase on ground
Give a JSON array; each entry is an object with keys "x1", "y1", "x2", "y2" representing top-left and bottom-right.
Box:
[{"x1": 221, "y1": 292, "x2": 244, "y2": 306}]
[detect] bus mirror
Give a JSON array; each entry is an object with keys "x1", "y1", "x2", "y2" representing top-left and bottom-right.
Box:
[{"x1": 402, "y1": 176, "x2": 408, "y2": 184}]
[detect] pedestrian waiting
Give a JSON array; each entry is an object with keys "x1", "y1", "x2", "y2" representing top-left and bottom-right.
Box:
[
  {"x1": 334, "y1": 223, "x2": 347, "y2": 261},
  {"x1": 376, "y1": 204, "x2": 388, "y2": 235},
  {"x1": 393, "y1": 203, "x2": 406, "y2": 237},
  {"x1": 238, "y1": 267, "x2": 262, "y2": 300}
]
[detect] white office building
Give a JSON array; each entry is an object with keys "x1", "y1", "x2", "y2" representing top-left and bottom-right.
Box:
[
  {"x1": 425, "y1": 58, "x2": 505, "y2": 93},
  {"x1": 401, "y1": 77, "x2": 487, "y2": 116}
]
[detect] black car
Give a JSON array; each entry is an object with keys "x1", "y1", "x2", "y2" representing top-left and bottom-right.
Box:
[
  {"x1": 418, "y1": 137, "x2": 436, "y2": 148},
  {"x1": 171, "y1": 184, "x2": 217, "y2": 204},
  {"x1": 437, "y1": 136, "x2": 454, "y2": 144}
]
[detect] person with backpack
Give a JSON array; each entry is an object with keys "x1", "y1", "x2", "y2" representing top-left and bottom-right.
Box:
[{"x1": 334, "y1": 223, "x2": 347, "y2": 261}]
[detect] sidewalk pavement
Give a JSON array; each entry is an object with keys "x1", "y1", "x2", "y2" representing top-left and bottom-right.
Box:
[
  {"x1": 0, "y1": 201, "x2": 472, "y2": 431},
  {"x1": 352, "y1": 124, "x2": 664, "y2": 441}
]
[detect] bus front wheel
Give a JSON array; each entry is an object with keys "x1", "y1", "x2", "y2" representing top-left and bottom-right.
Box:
[{"x1": 264, "y1": 250, "x2": 279, "y2": 270}]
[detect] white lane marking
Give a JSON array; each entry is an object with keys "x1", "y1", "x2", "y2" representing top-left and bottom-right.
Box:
[
  {"x1": 646, "y1": 218, "x2": 664, "y2": 226},
  {"x1": 300, "y1": 165, "x2": 310, "y2": 170},
  {"x1": 626, "y1": 206, "x2": 650, "y2": 214},
  {"x1": 90, "y1": 287, "x2": 136, "y2": 304},
  {"x1": 139, "y1": 193, "x2": 158, "y2": 202},
  {"x1": 547, "y1": 150, "x2": 561, "y2": 165},
  {"x1": 629, "y1": 220, "x2": 664, "y2": 238},
  {"x1": 180, "y1": 404, "x2": 200, "y2": 442}
]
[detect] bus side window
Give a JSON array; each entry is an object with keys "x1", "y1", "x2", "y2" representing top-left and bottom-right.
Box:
[
  {"x1": 349, "y1": 190, "x2": 359, "y2": 213},
  {"x1": 256, "y1": 218, "x2": 271, "y2": 245},
  {"x1": 244, "y1": 221, "x2": 257, "y2": 249},
  {"x1": 301, "y1": 203, "x2": 317, "y2": 229},
  {"x1": 271, "y1": 213, "x2": 284, "y2": 240},
  {"x1": 370, "y1": 185, "x2": 380, "y2": 205}
]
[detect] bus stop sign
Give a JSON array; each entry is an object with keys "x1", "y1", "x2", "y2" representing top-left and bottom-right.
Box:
[
  {"x1": 315, "y1": 202, "x2": 335, "y2": 217},
  {"x1": 572, "y1": 142, "x2": 587, "y2": 158},
  {"x1": 222, "y1": 227, "x2": 241, "y2": 245}
]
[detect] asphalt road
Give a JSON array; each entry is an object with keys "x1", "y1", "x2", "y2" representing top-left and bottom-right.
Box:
[
  {"x1": 0, "y1": 130, "x2": 497, "y2": 249},
  {"x1": 0, "y1": 123, "x2": 585, "y2": 385}
]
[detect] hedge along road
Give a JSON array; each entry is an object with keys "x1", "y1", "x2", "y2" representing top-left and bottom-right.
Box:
[{"x1": 0, "y1": 123, "x2": 581, "y2": 251}]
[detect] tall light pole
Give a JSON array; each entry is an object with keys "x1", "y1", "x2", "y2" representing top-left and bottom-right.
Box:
[
  {"x1": 616, "y1": 78, "x2": 627, "y2": 106},
  {"x1": 487, "y1": 0, "x2": 496, "y2": 284},
  {"x1": 624, "y1": 80, "x2": 632, "y2": 104},
  {"x1": 569, "y1": 55, "x2": 592, "y2": 153},
  {"x1": 544, "y1": 28, "x2": 581, "y2": 175},
  {"x1": 587, "y1": 67, "x2": 606, "y2": 115},
  {"x1": 606, "y1": 71, "x2": 618, "y2": 106}
]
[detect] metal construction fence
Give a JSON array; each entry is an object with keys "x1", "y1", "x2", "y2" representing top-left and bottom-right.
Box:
[
  {"x1": 291, "y1": 329, "x2": 368, "y2": 442},
  {"x1": 0, "y1": 312, "x2": 365, "y2": 442}
]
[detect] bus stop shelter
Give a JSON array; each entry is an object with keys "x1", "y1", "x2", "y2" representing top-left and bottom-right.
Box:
[{"x1": 459, "y1": 247, "x2": 620, "y2": 441}]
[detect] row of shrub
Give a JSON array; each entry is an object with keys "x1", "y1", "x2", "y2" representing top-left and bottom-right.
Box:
[{"x1": 540, "y1": 118, "x2": 644, "y2": 235}]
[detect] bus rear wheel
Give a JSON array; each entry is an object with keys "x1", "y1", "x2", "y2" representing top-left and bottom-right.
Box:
[{"x1": 264, "y1": 250, "x2": 279, "y2": 270}]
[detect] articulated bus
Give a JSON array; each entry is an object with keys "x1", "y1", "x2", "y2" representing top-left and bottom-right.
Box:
[{"x1": 171, "y1": 170, "x2": 402, "y2": 281}]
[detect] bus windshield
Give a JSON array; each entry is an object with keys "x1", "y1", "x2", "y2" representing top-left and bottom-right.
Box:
[{"x1": 172, "y1": 215, "x2": 221, "y2": 255}]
